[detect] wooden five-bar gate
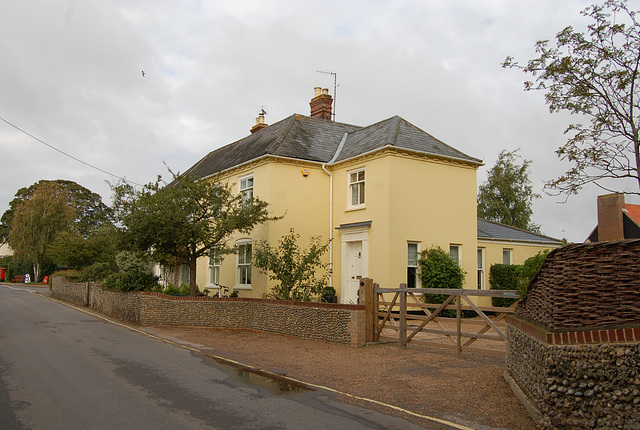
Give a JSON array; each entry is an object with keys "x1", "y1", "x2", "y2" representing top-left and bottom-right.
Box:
[{"x1": 358, "y1": 278, "x2": 519, "y2": 353}]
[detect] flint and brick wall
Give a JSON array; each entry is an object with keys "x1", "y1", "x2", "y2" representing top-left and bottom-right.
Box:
[
  {"x1": 507, "y1": 317, "x2": 640, "y2": 429},
  {"x1": 51, "y1": 276, "x2": 89, "y2": 305},
  {"x1": 51, "y1": 277, "x2": 366, "y2": 346},
  {"x1": 506, "y1": 240, "x2": 640, "y2": 429}
]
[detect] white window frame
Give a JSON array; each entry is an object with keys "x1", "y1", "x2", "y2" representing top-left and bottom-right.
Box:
[
  {"x1": 239, "y1": 174, "x2": 254, "y2": 203},
  {"x1": 348, "y1": 168, "x2": 365, "y2": 209},
  {"x1": 449, "y1": 244, "x2": 462, "y2": 266},
  {"x1": 207, "y1": 249, "x2": 221, "y2": 287},
  {"x1": 407, "y1": 242, "x2": 420, "y2": 288},
  {"x1": 236, "y1": 239, "x2": 252, "y2": 289},
  {"x1": 503, "y1": 248, "x2": 513, "y2": 265},
  {"x1": 477, "y1": 248, "x2": 485, "y2": 289}
]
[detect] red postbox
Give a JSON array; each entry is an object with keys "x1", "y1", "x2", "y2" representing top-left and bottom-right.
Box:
[{"x1": 0, "y1": 268, "x2": 5, "y2": 282}]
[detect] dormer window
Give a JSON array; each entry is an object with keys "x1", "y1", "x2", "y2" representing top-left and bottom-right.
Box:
[{"x1": 348, "y1": 168, "x2": 365, "y2": 208}]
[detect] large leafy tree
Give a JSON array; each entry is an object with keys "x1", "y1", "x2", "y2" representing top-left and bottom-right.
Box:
[
  {"x1": 8, "y1": 182, "x2": 75, "y2": 281},
  {"x1": 113, "y1": 173, "x2": 279, "y2": 296},
  {"x1": 1, "y1": 179, "x2": 111, "y2": 241},
  {"x1": 478, "y1": 149, "x2": 540, "y2": 232},
  {"x1": 47, "y1": 226, "x2": 118, "y2": 270},
  {"x1": 503, "y1": 0, "x2": 640, "y2": 197}
]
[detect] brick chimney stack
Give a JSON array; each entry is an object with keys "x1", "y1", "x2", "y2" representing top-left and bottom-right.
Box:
[
  {"x1": 250, "y1": 114, "x2": 268, "y2": 134},
  {"x1": 310, "y1": 87, "x2": 333, "y2": 121},
  {"x1": 597, "y1": 193, "x2": 625, "y2": 241}
]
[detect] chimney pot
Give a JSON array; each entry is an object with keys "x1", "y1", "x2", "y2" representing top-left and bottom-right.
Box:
[
  {"x1": 250, "y1": 115, "x2": 268, "y2": 134},
  {"x1": 310, "y1": 87, "x2": 333, "y2": 121}
]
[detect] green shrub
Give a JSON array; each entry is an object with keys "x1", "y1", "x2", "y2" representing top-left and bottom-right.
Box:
[
  {"x1": 321, "y1": 286, "x2": 336, "y2": 296},
  {"x1": 51, "y1": 269, "x2": 82, "y2": 281},
  {"x1": 161, "y1": 282, "x2": 190, "y2": 296},
  {"x1": 418, "y1": 246, "x2": 465, "y2": 317},
  {"x1": 489, "y1": 250, "x2": 550, "y2": 307},
  {"x1": 253, "y1": 229, "x2": 329, "y2": 301},
  {"x1": 115, "y1": 250, "x2": 154, "y2": 274},
  {"x1": 103, "y1": 271, "x2": 159, "y2": 292},
  {"x1": 489, "y1": 264, "x2": 522, "y2": 307},
  {"x1": 79, "y1": 262, "x2": 113, "y2": 283},
  {"x1": 519, "y1": 250, "x2": 549, "y2": 296}
]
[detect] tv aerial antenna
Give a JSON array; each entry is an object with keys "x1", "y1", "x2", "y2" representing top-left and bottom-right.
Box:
[{"x1": 316, "y1": 70, "x2": 337, "y2": 121}]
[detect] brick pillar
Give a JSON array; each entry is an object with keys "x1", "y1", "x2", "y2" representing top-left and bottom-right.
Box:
[{"x1": 597, "y1": 193, "x2": 625, "y2": 241}]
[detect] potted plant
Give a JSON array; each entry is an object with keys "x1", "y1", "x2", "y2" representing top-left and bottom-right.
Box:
[{"x1": 321, "y1": 286, "x2": 337, "y2": 303}]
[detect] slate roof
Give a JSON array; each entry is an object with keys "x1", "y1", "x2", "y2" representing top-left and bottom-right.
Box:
[
  {"x1": 477, "y1": 218, "x2": 564, "y2": 245},
  {"x1": 184, "y1": 114, "x2": 481, "y2": 179},
  {"x1": 335, "y1": 116, "x2": 476, "y2": 163}
]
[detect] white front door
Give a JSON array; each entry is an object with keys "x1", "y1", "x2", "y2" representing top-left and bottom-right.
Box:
[{"x1": 344, "y1": 241, "x2": 363, "y2": 303}]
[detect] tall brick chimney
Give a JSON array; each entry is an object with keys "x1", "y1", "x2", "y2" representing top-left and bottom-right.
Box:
[
  {"x1": 310, "y1": 87, "x2": 333, "y2": 121},
  {"x1": 597, "y1": 193, "x2": 625, "y2": 241},
  {"x1": 250, "y1": 114, "x2": 268, "y2": 134}
]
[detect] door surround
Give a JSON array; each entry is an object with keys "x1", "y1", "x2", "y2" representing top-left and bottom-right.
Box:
[{"x1": 338, "y1": 224, "x2": 369, "y2": 304}]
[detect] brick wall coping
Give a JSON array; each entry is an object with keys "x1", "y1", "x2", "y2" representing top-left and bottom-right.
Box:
[
  {"x1": 138, "y1": 291, "x2": 365, "y2": 310},
  {"x1": 507, "y1": 315, "x2": 640, "y2": 346}
]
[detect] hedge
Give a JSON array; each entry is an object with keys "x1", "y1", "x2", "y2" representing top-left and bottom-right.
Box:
[{"x1": 489, "y1": 264, "x2": 521, "y2": 307}]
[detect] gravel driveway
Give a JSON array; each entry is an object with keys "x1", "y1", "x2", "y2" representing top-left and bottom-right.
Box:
[{"x1": 145, "y1": 326, "x2": 536, "y2": 430}]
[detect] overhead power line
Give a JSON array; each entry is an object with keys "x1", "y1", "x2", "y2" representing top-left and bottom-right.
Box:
[{"x1": 0, "y1": 115, "x2": 143, "y2": 187}]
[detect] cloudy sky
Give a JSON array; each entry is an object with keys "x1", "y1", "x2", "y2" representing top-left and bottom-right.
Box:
[{"x1": 2, "y1": 0, "x2": 638, "y2": 243}]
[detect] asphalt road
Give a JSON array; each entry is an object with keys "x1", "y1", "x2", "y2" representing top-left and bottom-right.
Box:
[{"x1": 0, "y1": 285, "x2": 435, "y2": 430}]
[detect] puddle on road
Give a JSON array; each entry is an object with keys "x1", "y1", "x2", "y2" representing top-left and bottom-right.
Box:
[
  {"x1": 197, "y1": 352, "x2": 311, "y2": 396},
  {"x1": 233, "y1": 368, "x2": 308, "y2": 394}
]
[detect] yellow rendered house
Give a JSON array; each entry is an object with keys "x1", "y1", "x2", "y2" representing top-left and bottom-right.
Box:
[{"x1": 181, "y1": 88, "x2": 562, "y2": 302}]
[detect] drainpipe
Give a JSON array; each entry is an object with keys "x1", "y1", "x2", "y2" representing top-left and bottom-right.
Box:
[
  {"x1": 321, "y1": 163, "x2": 333, "y2": 289},
  {"x1": 322, "y1": 132, "x2": 348, "y2": 290}
]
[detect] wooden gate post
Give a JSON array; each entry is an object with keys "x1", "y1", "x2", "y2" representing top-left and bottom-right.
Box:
[
  {"x1": 359, "y1": 278, "x2": 375, "y2": 343},
  {"x1": 399, "y1": 283, "x2": 407, "y2": 346},
  {"x1": 456, "y1": 291, "x2": 462, "y2": 353}
]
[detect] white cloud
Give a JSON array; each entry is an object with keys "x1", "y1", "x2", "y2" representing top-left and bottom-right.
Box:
[{"x1": 0, "y1": 0, "x2": 627, "y2": 242}]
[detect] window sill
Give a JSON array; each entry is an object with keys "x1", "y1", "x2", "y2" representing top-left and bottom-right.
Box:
[
  {"x1": 345, "y1": 205, "x2": 366, "y2": 212},
  {"x1": 234, "y1": 285, "x2": 252, "y2": 290}
]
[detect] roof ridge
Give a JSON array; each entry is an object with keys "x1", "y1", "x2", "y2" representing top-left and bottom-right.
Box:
[
  {"x1": 328, "y1": 132, "x2": 349, "y2": 164},
  {"x1": 265, "y1": 114, "x2": 298, "y2": 155},
  {"x1": 289, "y1": 113, "x2": 362, "y2": 129},
  {"x1": 386, "y1": 115, "x2": 401, "y2": 146}
]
